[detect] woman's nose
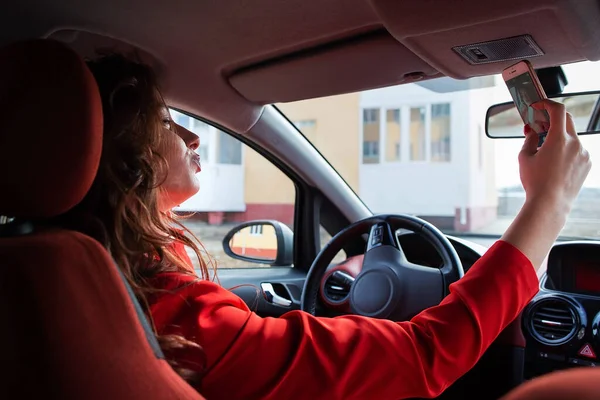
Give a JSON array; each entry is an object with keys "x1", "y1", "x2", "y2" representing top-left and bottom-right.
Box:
[
  {"x1": 174, "y1": 122, "x2": 200, "y2": 150},
  {"x1": 188, "y1": 134, "x2": 200, "y2": 151}
]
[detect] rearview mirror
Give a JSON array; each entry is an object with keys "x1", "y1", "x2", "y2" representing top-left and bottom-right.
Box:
[
  {"x1": 486, "y1": 91, "x2": 600, "y2": 138},
  {"x1": 222, "y1": 220, "x2": 293, "y2": 266}
]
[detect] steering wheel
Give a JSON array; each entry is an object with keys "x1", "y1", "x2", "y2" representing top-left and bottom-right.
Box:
[{"x1": 301, "y1": 214, "x2": 464, "y2": 319}]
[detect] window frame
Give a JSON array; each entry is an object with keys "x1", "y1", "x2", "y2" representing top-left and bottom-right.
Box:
[
  {"x1": 171, "y1": 107, "x2": 320, "y2": 272},
  {"x1": 275, "y1": 106, "x2": 368, "y2": 267}
]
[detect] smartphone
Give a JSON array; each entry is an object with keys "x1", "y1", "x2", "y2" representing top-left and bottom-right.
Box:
[{"x1": 502, "y1": 60, "x2": 550, "y2": 145}]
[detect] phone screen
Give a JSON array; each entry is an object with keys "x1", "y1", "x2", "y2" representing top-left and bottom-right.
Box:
[{"x1": 505, "y1": 71, "x2": 550, "y2": 136}]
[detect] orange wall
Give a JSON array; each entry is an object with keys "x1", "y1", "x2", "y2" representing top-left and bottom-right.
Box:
[
  {"x1": 243, "y1": 93, "x2": 360, "y2": 205},
  {"x1": 244, "y1": 146, "x2": 296, "y2": 204},
  {"x1": 230, "y1": 225, "x2": 278, "y2": 259},
  {"x1": 277, "y1": 93, "x2": 360, "y2": 189},
  {"x1": 230, "y1": 225, "x2": 277, "y2": 249}
]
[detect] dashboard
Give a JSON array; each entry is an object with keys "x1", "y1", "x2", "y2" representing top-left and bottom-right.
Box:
[
  {"x1": 522, "y1": 241, "x2": 600, "y2": 378},
  {"x1": 317, "y1": 235, "x2": 600, "y2": 397}
]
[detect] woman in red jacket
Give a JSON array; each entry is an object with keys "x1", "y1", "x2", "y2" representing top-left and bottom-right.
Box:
[{"x1": 73, "y1": 54, "x2": 591, "y2": 400}]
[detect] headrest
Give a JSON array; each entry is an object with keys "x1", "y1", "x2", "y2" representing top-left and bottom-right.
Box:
[{"x1": 0, "y1": 39, "x2": 102, "y2": 219}]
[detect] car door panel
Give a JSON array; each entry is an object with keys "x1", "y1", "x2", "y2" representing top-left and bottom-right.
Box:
[{"x1": 217, "y1": 267, "x2": 305, "y2": 317}]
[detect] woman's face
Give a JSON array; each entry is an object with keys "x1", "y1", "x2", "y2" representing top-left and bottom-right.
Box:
[{"x1": 157, "y1": 108, "x2": 202, "y2": 211}]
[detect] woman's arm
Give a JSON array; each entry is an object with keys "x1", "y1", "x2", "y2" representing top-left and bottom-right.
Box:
[
  {"x1": 151, "y1": 100, "x2": 590, "y2": 400},
  {"x1": 151, "y1": 240, "x2": 537, "y2": 400},
  {"x1": 503, "y1": 100, "x2": 591, "y2": 269}
]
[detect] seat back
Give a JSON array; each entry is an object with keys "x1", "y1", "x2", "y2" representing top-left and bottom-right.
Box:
[
  {"x1": 0, "y1": 39, "x2": 203, "y2": 400},
  {"x1": 501, "y1": 367, "x2": 599, "y2": 400}
]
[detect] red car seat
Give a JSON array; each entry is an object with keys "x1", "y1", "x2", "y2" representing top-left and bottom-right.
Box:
[
  {"x1": 502, "y1": 367, "x2": 599, "y2": 400},
  {"x1": 0, "y1": 39, "x2": 204, "y2": 399}
]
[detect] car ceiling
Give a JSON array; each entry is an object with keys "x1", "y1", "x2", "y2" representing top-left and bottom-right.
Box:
[{"x1": 2, "y1": 0, "x2": 600, "y2": 133}]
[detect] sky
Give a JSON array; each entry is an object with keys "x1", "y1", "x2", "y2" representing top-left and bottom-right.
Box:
[{"x1": 493, "y1": 60, "x2": 600, "y2": 189}]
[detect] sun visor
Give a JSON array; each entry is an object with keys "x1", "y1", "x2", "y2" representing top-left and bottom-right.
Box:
[
  {"x1": 228, "y1": 31, "x2": 441, "y2": 104},
  {"x1": 415, "y1": 75, "x2": 496, "y2": 93}
]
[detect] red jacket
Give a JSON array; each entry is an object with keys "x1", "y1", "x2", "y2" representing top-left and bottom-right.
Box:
[{"x1": 149, "y1": 240, "x2": 538, "y2": 400}]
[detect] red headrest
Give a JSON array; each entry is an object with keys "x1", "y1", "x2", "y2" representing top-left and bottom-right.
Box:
[{"x1": 0, "y1": 40, "x2": 102, "y2": 218}]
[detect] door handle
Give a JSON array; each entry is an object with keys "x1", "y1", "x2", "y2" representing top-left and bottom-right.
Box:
[{"x1": 260, "y1": 283, "x2": 292, "y2": 307}]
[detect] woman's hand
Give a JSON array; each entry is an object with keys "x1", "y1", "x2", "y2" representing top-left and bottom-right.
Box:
[
  {"x1": 520, "y1": 100, "x2": 591, "y2": 206},
  {"x1": 502, "y1": 99, "x2": 592, "y2": 269}
]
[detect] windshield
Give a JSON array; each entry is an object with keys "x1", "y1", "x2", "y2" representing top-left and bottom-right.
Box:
[{"x1": 278, "y1": 61, "x2": 600, "y2": 240}]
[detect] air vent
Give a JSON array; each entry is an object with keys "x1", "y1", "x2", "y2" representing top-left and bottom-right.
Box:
[
  {"x1": 528, "y1": 298, "x2": 580, "y2": 346},
  {"x1": 323, "y1": 271, "x2": 354, "y2": 302}
]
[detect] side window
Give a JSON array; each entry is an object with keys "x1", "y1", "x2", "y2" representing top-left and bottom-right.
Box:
[
  {"x1": 170, "y1": 110, "x2": 295, "y2": 269},
  {"x1": 320, "y1": 227, "x2": 348, "y2": 264}
]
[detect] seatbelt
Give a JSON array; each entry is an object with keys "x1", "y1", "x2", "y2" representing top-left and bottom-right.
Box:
[{"x1": 113, "y1": 260, "x2": 165, "y2": 359}]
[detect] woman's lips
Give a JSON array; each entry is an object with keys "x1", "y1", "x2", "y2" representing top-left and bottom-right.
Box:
[{"x1": 192, "y1": 156, "x2": 201, "y2": 173}]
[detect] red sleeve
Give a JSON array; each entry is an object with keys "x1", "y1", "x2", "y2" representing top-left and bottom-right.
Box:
[{"x1": 149, "y1": 240, "x2": 539, "y2": 400}]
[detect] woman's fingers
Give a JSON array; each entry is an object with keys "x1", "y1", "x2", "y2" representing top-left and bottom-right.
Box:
[
  {"x1": 565, "y1": 112, "x2": 576, "y2": 137},
  {"x1": 519, "y1": 98, "x2": 591, "y2": 204},
  {"x1": 520, "y1": 125, "x2": 538, "y2": 157},
  {"x1": 507, "y1": 99, "x2": 592, "y2": 270},
  {"x1": 531, "y1": 100, "x2": 569, "y2": 140}
]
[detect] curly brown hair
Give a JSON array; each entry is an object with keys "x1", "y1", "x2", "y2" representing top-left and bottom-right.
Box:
[{"x1": 61, "y1": 53, "x2": 214, "y2": 385}]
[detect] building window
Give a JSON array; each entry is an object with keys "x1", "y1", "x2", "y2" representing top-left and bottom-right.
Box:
[
  {"x1": 431, "y1": 103, "x2": 451, "y2": 162},
  {"x1": 217, "y1": 130, "x2": 242, "y2": 165},
  {"x1": 363, "y1": 109, "x2": 379, "y2": 123},
  {"x1": 385, "y1": 109, "x2": 401, "y2": 162},
  {"x1": 410, "y1": 107, "x2": 426, "y2": 161},
  {"x1": 362, "y1": 103, "x2": 451, "y2": 164},
  {"x1": 250, "y1": 225, "x2": 264, "y2": 235},
  {"x1": 363, "y1": 141, "x2": 379, "y2": 159},
  {"x1": 362, "y1": 108, "x2": 380, "y2": 164}
]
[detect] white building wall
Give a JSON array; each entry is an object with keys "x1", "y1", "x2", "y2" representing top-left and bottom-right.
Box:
[
  {"x1": 467, "y1": 86, "x2": 499, "y2": 208},
  {"x1": 358, "y1": 83, "x2": 473, "y2": 217},
  {"x1": 177, "y1": 163, "x2": 246, "y2": 212}
]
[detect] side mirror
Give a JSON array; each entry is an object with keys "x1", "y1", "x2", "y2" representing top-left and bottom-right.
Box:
[
  {"x1": 222, "y1": 220, "x2": 293, "y2": 266},
  {"x1": 486, "y1": 90, "x2": 600, "y2": 139}
]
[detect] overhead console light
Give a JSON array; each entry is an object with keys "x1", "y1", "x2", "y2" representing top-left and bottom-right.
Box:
[{"x1": 452, "y1": 34, "x2": 544, "y2": 65}]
